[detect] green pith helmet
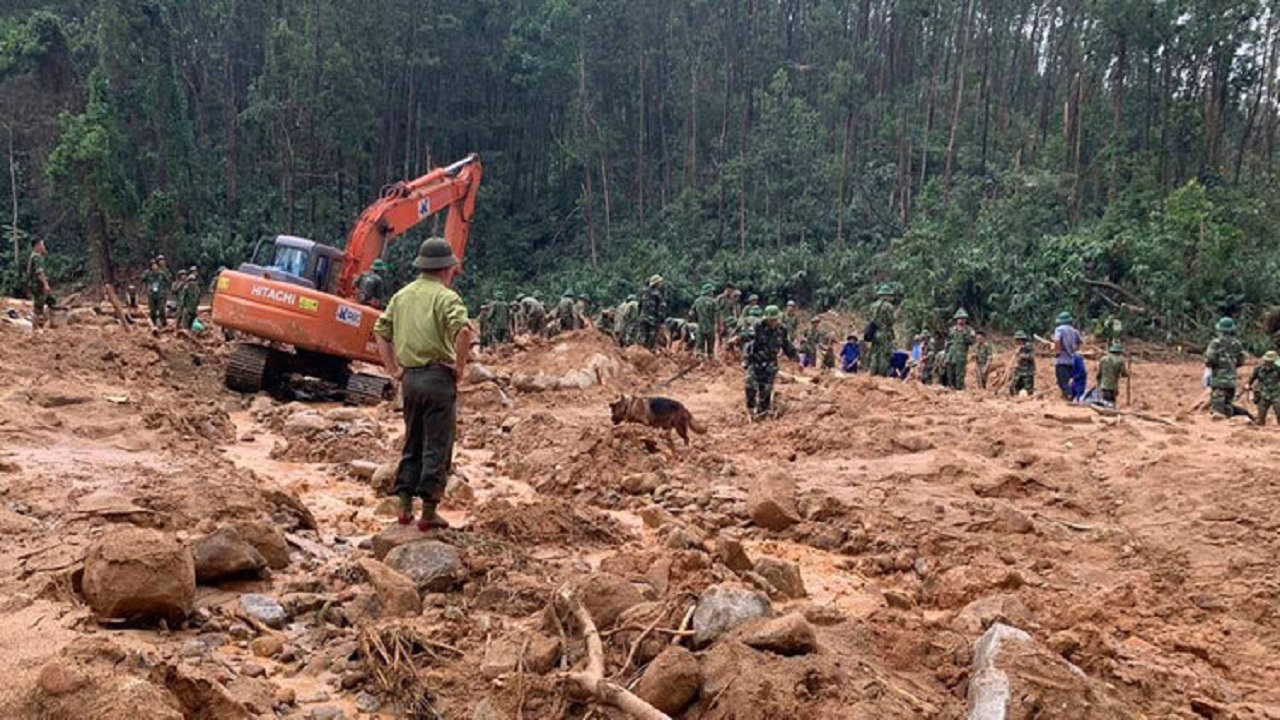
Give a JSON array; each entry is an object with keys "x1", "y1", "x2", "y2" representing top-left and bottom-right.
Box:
[
  {"x1": 1055, "y1": 311, "x2": 1073, "y2": 326},
  {"x1": 1216, "y1": 316, "x2": 1237, "y2": 333},
  {"x1": 876, "y1": 283, "x2": 893, "y2": 297},
  {"x1": 578, "y1": 294, "x2": 590, "y2": 302},
  {"x1": 649, "y1": 274, "x2": 664, "y2": 287},
  {"x1": 809, "y1": 316, "x2": 820, "y2": 324},
  {"x1": 1265, "y1": 350, "x2": 1280, "y2": 365},
  {"x1": 701, "y1": 283, "x2": 714, "y2": 294},
  {"x1": 411, "y1": 237, "x2": 459, "y2": 270},
  {"x1": 748, "y1": 294, "x2": 760, "y2": 304},
  {"x1": 626, "y1": 294, "x2": 636, "y2": 302},
  {"x1": 764, "y1": 305, "x2": 781, "y2": 319},
  {"x1": 493, "y1": 290, "x2": 505, "y2": 301},
  {"x1": 748, "y1": 305, "x2": 764, "y2": 318},
  {"x1": 1014, "y1": 331, "x2": 1029, "y2": 341},
  {"x1": 787, "y1": 300, "x2": 797, "y2": 307},
  {"x1": 953, "y1": 308, "x2": 970, "y2": 320},
  {"x1": 563, "y1": 290, "x2": 574, "y2": 298},
  {"x1": 1109, "y1": 341, "x2": 1124, "y2": 353},
  {"x1": 371, "y1": 259, "x2": 389, "y2": 273}
]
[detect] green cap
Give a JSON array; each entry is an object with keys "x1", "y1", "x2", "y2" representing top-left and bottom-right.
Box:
[
  {"x1": 411, "y1": 237, "x2": 458, "y2": 270},
  {"x1": 700, "y1": 283, "x2": 714, "y2": 294},
  {"x1": 876, "y1": 283, "x2": 893, "y2": 297},
  {"x1": 563, "y1": 290, "x2": 574, "y2": 298},
  {"x1": 1216, "y1": 316, "x2": 1237, "y2": 333},
  {"x1": 371, "y1": 259, "x2": 389, "y2": 272},
  {"x1": 626, "y1": 294, "x2": 636, "y2": 302},
  {"x1": 1014, "y1": 331, "x2": 1029, "y2": 341},
  {"x1": 1055, "y1": 311, "x2": 1073, "y2": 326},
  {"x1": 764, "y1": 305, "x2": 781, "y2": 319},
  {"x1": 1109, "y1": 342, "x2": 1124, "y2": 353},
  {"x1": 953, "y1": 308, "x2": 969, "y2": 320},
  {"x1": 748, "y1": 305, "x2": 764, "y2": 318}
]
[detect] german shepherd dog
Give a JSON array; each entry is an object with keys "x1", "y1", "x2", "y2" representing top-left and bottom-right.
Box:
[{"x1": 609, "y1": 394, "x2": 706, "y2": 447}]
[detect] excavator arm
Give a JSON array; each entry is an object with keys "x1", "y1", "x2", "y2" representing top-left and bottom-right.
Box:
[{"x1": 337, "y1": 153, "x2": 483, "y2": 297}]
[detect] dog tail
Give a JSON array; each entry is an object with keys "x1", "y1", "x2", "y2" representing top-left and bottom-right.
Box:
[{"x1": 687, "y1": 413, "x2": 707, "y2": 434}]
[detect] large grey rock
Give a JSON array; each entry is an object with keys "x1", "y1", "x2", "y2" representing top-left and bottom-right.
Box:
[
  {"x1": 194, "y1": 527, "x2": 268, "y2": 583},
  {"x1": 82, "y1": 527, "x2": 195, "y2": 624},
  {"x1": 383, "y1": 540, "x2": 465, "y2": 593},
  {"x1": 239, "y1": 594, "x2": 287, "y2": 629},
  {"x1": 692, "y1": 583, "x2": 773, "y2": 646},
  {"x1": 968, "y1": 623, "x2": 1119, "y2": 720},
  {"x1": 633, "y1": 646, "x2": 701, "y2": 714}
]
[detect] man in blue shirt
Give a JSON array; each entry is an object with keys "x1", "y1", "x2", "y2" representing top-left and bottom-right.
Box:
[
  {"x1": 1052, "y1": 311, "x2": 1083, "y2": 400},
  {"x1": 840, "y1": 334, "x2": 860, "y2": 373}
]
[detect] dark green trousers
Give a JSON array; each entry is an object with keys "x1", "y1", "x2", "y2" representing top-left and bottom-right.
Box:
[{"x1": 395, "y1": 365, "x2": 457, "y2": 505}]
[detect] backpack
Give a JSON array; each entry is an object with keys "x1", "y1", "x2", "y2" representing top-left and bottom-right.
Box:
[{"x1": 862, "y1": 321, "x2": 878, "y2": 343}]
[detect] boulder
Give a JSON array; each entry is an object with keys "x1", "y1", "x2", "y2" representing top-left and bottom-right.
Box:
[
  {"x1": 753, "y1": 556, "x2": 806, "y2": 598},
  {"x1": 968, "y1": 623, "x2": 1120, "y2": 720},
  {"x1": 480, "y1": 632, "x2": 561, "y2": 678},
  {"x1": 283, "y1": 411, "x2": 329, "y2": 437},
  {"x1": 82, "y1": 527, "x2": 195, "y2": 624},
  {"x1": 991, "y1": 506, "x2": 1036, "y2": 535},
  {"x1": 715, "y1": 537, "x2": 753, "y2": 573},
  {"x1": 574, "y1": 572, "x2": 645, "y2": 630},
  {"x1": 345, "y1": 558, "x2": 421, "y2": 621},
  {"x1": 193, "y1": 527, "x2": 268, "y2": 583},
  {"x1": 746, "y1": 471, "x2": 800, "y2": 531},
  {"x1": 371, "y1": 463, "x2": 399, "y2": 497},
  {"x1": 348, "y1": 460, "x2": 380, "y2": 479},
  {"x1": 953, "y1": 594, "x2": 1034, "y2": 636},
  {"x1": 230, "y1": 520, "x2": 290, "y2": 570},
  {"x1": 239, "y1": 594, "x2": 287, "y2": 629},
  {"x1": 633, "y1": 647, "x2": 701, "y2": 714},
  {"x1": 740, "y1": 613, "x2": 817, "y2": 656},
  {"x1": 692, "y1": 583, "x2": 773, "y2": 646},
  {"x1": 384, "y1": 540, "x2": 465, "y2": 593},
  {"x1": 621, "y1": 472, "x2": 661, "y2": 495}
]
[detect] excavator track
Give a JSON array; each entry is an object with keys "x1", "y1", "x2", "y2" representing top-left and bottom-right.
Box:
[
  {"x1": 226, "y1": 343, "x2": 275, "y2": 394},
  {"x1": 345, "y1": 373, "x2": 393, "y2": 406}
]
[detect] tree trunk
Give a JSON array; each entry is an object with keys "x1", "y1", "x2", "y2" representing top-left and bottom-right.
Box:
[
  {"x1": 943, "y1": 0, "x2": 978, "y2": 194},
  {"x1": 836, "y1": 111, "x2": 852, "y2": 247},
  {"x1": 222, "y1": 0, "x2": 238, "y2": 239},
  {"x1": 7, "y1": 124, "x2": 17, "y2": 274},
  {"x1": 578, "y1": 44, "x2": 598, "y2": 269},
  {"x1": 1109, "y1": 32, "x2": 1126, "y2": 201}
]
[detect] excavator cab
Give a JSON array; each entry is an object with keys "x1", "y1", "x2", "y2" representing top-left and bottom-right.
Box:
[{"x1": 237, "y1": 235, "x2": 346, "y2": 294}]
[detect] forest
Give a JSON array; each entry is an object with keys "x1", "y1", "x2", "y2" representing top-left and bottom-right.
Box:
[{"x1": 3, "y1": 0, "x2": 1280, "y2": 343}]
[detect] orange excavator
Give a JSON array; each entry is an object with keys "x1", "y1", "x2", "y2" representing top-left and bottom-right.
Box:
[{"x1": 212, "y1": 154, "x2": 482, "y2": 404}]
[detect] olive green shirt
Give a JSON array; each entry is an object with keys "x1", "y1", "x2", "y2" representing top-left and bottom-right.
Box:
[{"x1": 373, "y1": 276, "x2": 470, "y2": 368}]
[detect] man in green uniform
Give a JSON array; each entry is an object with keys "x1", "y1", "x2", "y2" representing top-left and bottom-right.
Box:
[
  {"x1": 866, "y1": 284, "x2": 897, "y2": 377},
  {"x1": 1247, "y1": 351, "x2": 1280, "y2": 426},
  {"x1": 691, "y1": 283, "x2": 719, "y2": 358},
  {"x1": 743, "y1": 305, "x2": 797, "y2": 420},
  {"x1": 1204, "y1": 317, "x2": 1247, "y2": 417},
  {"x1": 717, "y1": 284, "x2": 742, "y2": 341},
  {"x1": 1011, "y1": 331, "x2": 1036, "y2": 396},
  {"x1": 975, "y1": 331, "x2": 992, "y2": 389},
  {"x1": 487, "y1": 291, "x2": 512, "y2": 345},
  {"x1": 551, "y1": 291, "x2": 581, "y2": 334},
  {"x1": 520, "y1": 294, "x2": 547, "y2": 337},
  {"x1": 800, "y1": 316, "x2": 824, "y2": 369},
  {"x1": 374, "y1": 238, "x2": 473, "y2": 531},
  {"x1": 26, "y1": 238, "x2": 53, "y2": 328},
  {"x1": 638, "y1": 275, "x2": 666, "y2": 350},
  {"x1": 1096, "y1": 342, "x2": 1129, "y2": 404},
  {"x1": 782, "y1": 300, "x2": 800, "y2": 338},
  {"x1": 575, "y1": 294, "x2": 592, "y2": 329},
  {"x1": 142, "y1": 258, "x2": 171, "y2": 329},
  {"x1": 181, "y1": 266, "x2": 202, "y2": 330},
  {"x1": 919, "y1": 334, "x2": 937, "y2": 384},
  {"x1": 945, "y1": 309, "x2": 976, "y2": 390},
  {"x1": 356, "y1": 259, "x2": 390, "y2": 308}
]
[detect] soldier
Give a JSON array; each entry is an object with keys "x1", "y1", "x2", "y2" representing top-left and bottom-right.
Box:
[
  {"x1": 919, "y1": 334, "x2": 936, "y2": 384},
  {"x1": 717, "y1": 284, "x2": 742, "y2": 340},
  {"x1": 489, "y1": 291, "x2": 512, "y2": 344},
  {"x1": 691, "y1": 283, "x2": 719, "y2": 358},
  {"x1": 663, "y1": 316, "x2": 687, "y2": 350},
  {"x1": 638, "y1": 275, "x2": 666, "y2": 350},
  {"x1": 552, "y1": 291, "x2": 580, "y2": 334},
  {"x1": 616, "y1": 294, "x2": 639, "y2": 346},
  {"x1": 866, "y1": 284, "x2": 897, "y2": 377},
  {"x1": 172, "y1": 271, "x2": 190, "y2": 328},
  {"x1": 181, "y1": 265, "x2": 202, "y2": 329},
  {"x1": 26, "y1": 238, "x2": 54, "y2": 328},
  {"x1": 943, "y1": 309, "x2": 976, "y2": 390},
  {"x1": 575, "y1": 294, "x2": 592, "y2": 329},
  {"x1": 520, "y1": 294, "x2": 547, "y2": 337},
  {"x1": 743, "y1": 305, "x2": 797, "y2": 420},
  {"x1": 1096, "y1": 342, "x2": 1129, "y2": 405},
  {"x1": 1011, "y1": 331, "x2": 1036, "y2": 396},
  {"x1": 141, "y1": 258, "x2": 169, "y2": 329},
  {"x1": 782, "y1": 300, "x2": 800, "y2": 338},
  {"x1": 745, "y1": 294, "x2": 762, "y2": 316},
  {"x1": 356, "y1": 259, "x2": 390, "y2": 308},
  {"x1": 975, "y1": 331, "x2": 992, "y2": 389},
  {"x1": 125, "y1": 284, "x2": 138, "y2": 310},
  {"x1": 1247, "y1": 351, "x2": 1280, "y2": 426},
  {"x1": 1204, "y1": 317, "x2": 1246, "y2": 417}
]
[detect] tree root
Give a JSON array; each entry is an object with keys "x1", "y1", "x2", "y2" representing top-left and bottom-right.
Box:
[{"x1": 553, "y1": 586, "x2": 672, "y2": 720}]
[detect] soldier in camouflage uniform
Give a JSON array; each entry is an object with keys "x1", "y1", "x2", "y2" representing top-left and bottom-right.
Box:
[
  {"x1": 743, "y1": 305, "x2": 797, "y2": 420},
  {"x1": 717, "y1": 284, "x2": 742, "y2": 341},
  {"x1": 782, "y1": 300, "x2": 800, "y2": 338},
  {"x1": 520, "y1": 294, "x2": 547, "y2": 337},
  {"x1": 944, "y1": 308, "x2": 976, "y2": 390},
  {"x1": 638, "y1": 275, "x2": 666, "y2": 350},
  {"x1": 975, "y1": 331, "x2": 992, "y2": 389},
  {"x1": 1204, "y1": 317, "x2": 1247, "y2": 417},
  {"x1": 918, "y1": 333, "x2": 936, "y2": 384},
  {"x1": 26, "y1": 238, "x2": 53, "y2": 328},
  {"x1": 866, "y1": 284, "x2": 897, "y2": 377},
  {"x1": 1011, "y1": 331, "x2": 1036, "y2": 396},
  {"x1": 1247, "y1": 350, "x2": 1280, "y2": 426},
  {"x1": 355, "y1": 259, "x2": 389, "y2": 308},
  {"x1": 179, "y1": 266, "x2": 202, "y2": 330},
  {"x1": 551, "y1": 291, "x2": 581, "y2": 334},
  {"x1": 1096, "y1": 342, "x2": 1129, "y2": 404},
  {"x1": 691, "y1": 283, "x2": 719, "y2": 357},
  {"x1": 142, "y1": 257, "x2": 171, "y2": 329}
]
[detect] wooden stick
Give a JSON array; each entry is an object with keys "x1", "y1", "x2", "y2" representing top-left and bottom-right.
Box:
[{"x1": 555, "y1": 588, "x2": 672, "y2": 720}]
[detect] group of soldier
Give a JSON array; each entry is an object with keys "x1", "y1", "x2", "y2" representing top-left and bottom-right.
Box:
[{"x1": 138, "y1": 255, "x2": 202, "y2": 330}]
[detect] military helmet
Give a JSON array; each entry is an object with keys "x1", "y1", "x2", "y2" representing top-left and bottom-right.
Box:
[
  {"x1": 493, "y1": 289, "x2": 505, "y2": 301},
  {"x1": 809, "y1": 316, "x2": 820, "y2": 324},
  {"x1": 1014, "y1": 330, "x2": 1029, "y2": 341},
  {"x1": 372, "y1": 259, "x2": 390, "y2": 272},
  {"x1": 875, "y1": 283, "x2": 893, "y2": 297},
  {"x1": 748, "y1": 294, "x2": 760, "y2": 303},
  {"x1": 412, "y1": 237, "x2": 458, "y2": 270},
  {"x1": 626, "y1": 294, "x2": 636, "y2": 302},
  {"x1": 764, "y1": 305, "x2": 781, "y2": 319},
  {"x1": 188, "y1": 265, "x2": 198, "y2": 273},
  {"x1": 748, "y1": 305, "x2": 764, "y2": 318},
  {"x1": 578, "y1": 294, "x2": 590, "y2": 302},
  {"x1": 1055, "y1": 311, "x2": 1074, "y2": 326},
  {"x1": 649, "y1": 274, "x2": 664, "y2": 287},
  {"x1": 953, "y1": 308, "x2": 970, "y2": 320},
  {"x1": 786, "y1": 300, "x2": 797, "y2": 307},
  {"x1": 1109, "y1": 341, "x2": 1124, "y2": 353},
  {"x1": 700, "y1": 282, "x2": 714, "y2": 294},
  {"x1": 563, "y1": 290, "x2": 574, "y2": 298},
  {"x1": 1265, "y1": 350, "x2": 1280, "y2": 365},
  {"x1": 1216, "y1": 316, "x2": 1237, "y2": 333}
]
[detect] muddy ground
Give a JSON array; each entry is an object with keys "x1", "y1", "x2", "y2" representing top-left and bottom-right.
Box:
[{"x1": 2, "y1": 303, "x2": 1279, "y2": 719}]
